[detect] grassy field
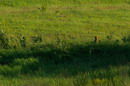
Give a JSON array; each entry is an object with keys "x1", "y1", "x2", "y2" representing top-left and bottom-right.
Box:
[{"x1": 0, "y1": 0, "x2": 130, "y2": 86}]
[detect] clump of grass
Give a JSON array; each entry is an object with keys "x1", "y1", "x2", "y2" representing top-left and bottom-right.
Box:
[
  {"x1": 0, "y1": 65, "x2": 21, "y2": 77},
  {"x1": 38, "y1": 4, "x2": 47, "y2": 13},
  {"x1": 31, "y1": 35, "x2": 43, "y2": 44},
  {"x1": 73, "y1": 73, "x2": 89, "y2": 86},
  {"x1": 13, "y1": 57, "x2": 39, "y2": 74},
  {"x1": 106, "y1": 35, "x2": 113, "y2": 41},
  {"x1": 19, "y1": 35, "x2": 26, "y2": 48},
  {"x1": 0, "y1": 30, "x2": 9, "y2": 49},
  {"x1": 122, "y1": 36, "x2": 130, "y2": 43}
]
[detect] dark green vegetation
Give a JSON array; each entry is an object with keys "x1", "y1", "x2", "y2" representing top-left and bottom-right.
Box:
[{"x1": 0, "y1": 0, "x2": 130, "y2": 86}]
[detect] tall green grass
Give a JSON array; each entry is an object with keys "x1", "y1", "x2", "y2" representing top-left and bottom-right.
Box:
[{"x1": 0, "y1": 0, "x2": 130, "y2": 86}]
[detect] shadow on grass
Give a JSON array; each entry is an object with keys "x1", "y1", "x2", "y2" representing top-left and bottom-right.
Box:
[{"x1": 0, "y1": 42, "x2": 130, "y2": 77}]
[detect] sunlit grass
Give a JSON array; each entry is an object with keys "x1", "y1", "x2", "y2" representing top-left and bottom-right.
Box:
[{"x1": 0, "y1": 0, "x2": 130, "y2": 86}]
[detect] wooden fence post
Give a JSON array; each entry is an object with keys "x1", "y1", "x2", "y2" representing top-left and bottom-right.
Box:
[{"x1": 94, "y1": 36, "x2": 99, "y2": 43}]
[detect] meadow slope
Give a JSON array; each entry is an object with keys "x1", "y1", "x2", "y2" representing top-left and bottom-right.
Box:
[{"x1": 0, "y1": 0, "x2": 130, "y2": 86}]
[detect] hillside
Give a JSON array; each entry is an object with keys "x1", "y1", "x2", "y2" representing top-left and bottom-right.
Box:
[{"x1": 0, "y1": 0, "x2": 130, "y2": 86}]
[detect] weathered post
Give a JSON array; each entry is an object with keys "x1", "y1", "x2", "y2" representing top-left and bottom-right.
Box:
[{"x1": 94, "y1": 36, "x2": 99, "y2": 43}]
